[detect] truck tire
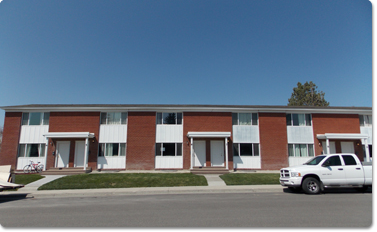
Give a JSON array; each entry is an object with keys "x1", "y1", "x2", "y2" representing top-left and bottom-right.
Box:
[{"x1": 302, "y1": 177, "x2": 321, "y2": 194}]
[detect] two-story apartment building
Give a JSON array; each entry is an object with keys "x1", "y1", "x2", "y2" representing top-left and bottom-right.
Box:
[{"x1": 0, "y1": 104, "x2": 372, "y2": 172}]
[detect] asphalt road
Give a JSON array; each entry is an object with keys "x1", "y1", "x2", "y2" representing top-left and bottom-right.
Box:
[{"x1": 0, "y1": 190, "x2": 372, "y2": 227}]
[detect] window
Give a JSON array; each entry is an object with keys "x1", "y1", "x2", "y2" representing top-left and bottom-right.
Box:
[
  {"x1": 18, "y1": 144, "x2": 45, "y2": 157},
  {"x1": 22, "y1": 112, "x2": 50, "y2": 126},
  {"x1": 232, "y1": 113, "x2": 258, "y2": 126},
  {"x1": 342, "y1": 155, "x2": 357, "y2": 165},
  {"x1": 233, "y1": 143, "x2": 259, "y2": 156},
  {"x1": 324, "y1": 155, "x2": 342, "y2": 166},
  {"x1": 100, "y1": 112, "x2": 127, "y2": 125},
  {"x1": 156, "y1": 113, "x2": 182, "y2": 125},
  {"x1": 359, "y1": 115, "x2": 372, "y2": 127},
  {"x1": 286, "y1": 114, "x2": 311, "y2": 126},
  {"x1": 98, "y1": 143, "x2": 126, "y2": 156},
  {"x1": 288, "y1": 144, "x2": 314, "y2": 157},
  {"x1": 155, "y1": 143, "x2": 182, "y2": 156}
]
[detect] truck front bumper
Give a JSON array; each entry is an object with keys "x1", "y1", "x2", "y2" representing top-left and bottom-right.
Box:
[{"x1": 279, "y1": 177, "x2": 302, "y2": 187}]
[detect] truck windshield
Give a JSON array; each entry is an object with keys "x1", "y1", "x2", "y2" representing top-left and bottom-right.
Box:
[{"x1": 304, "y1": 156, "x2": 326, "y2": 165}]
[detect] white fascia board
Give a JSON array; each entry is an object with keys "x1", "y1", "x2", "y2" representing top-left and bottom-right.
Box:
[
  {"x1": 317, "y1": 133, "x2": 369, "y2": 140},
  {"x1": 187, "y1": 132, "x2": 231, "y2": 138},
  {"x1": 44, "y1": 132, "x2": 95, "y2": 139}
]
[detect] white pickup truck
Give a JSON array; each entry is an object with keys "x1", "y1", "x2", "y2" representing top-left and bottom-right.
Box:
[{"x1": 279, "y1": 153, "x2": 372, "y2": 194}]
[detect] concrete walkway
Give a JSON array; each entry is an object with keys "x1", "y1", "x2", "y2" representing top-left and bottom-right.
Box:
[
  {"x1": 202, "y1": 174, "x2": 226, "y2": 186},
  {"x1": 17, "y1": 175, "x2": 66, "y2": 192}
]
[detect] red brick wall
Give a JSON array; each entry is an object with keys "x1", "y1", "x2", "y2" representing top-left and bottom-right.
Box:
[
  {"x1": 0, "y1": 112, "x2": 22, "y2": 169},
  {"x1": 47, "y1": 112, "x2": 100, "y2": 170},
  {"x1": 259, "y1": 113, "x2": 289, "y2": 170},
  {"x1": 312, "y1": 114, "x2": 362, "y2": 159},
  {"x1": 183, "y1": 112, "x2": 232, "y2": 169},
  {"x1": 126, "y1": 112, "x2": 156, "y2": 170}
]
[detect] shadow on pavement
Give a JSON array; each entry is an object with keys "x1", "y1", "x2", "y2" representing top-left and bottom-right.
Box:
[
  {"x1": 0, "y1": 194, "x2": 29, "y2": 203},
  {"x1": 283, "y1": 186, "x2": 372, "y2": 195}
]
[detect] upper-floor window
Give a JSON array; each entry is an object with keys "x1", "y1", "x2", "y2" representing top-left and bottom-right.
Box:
[
  {"x1": 232, "y1": 113, "x2": 258, "y2": 125},
  {"x1": 22, "y1": 112, "x2": 49, "y2": 126},
  {"x1": 359, "y1": 115, "x2": 372, "y2": 127},
  {"x1": 100, "y1": 112, "x2": 127, "y2": 125},
  {"x1": 156, "y1": 113, "x2": 182, "y2": 125},
  {"x1": 286, "y1": 114, "x2": 311, "y2": 126}
]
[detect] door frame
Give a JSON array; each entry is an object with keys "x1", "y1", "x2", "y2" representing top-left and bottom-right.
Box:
[{"x1": 56, "y1": 141, "x2": 71, "y2": 168}]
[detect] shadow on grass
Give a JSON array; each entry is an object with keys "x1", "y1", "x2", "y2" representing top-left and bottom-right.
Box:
[{"x1": 0, "y1": 193, "x2": 28, "y2": 204}]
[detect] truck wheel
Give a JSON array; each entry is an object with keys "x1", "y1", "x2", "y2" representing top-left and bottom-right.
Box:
[{"x1": 302, "y1": 177, "x2": 321, "y2": 194}]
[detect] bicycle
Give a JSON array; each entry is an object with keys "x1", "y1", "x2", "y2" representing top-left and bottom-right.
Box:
[{"x1": 23, "y1": 160, "x2": 44, "y2": 174}]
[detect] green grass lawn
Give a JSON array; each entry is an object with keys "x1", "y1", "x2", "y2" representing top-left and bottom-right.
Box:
[
  {"x1": 38, "y1": 173, "x2": 208, "y2": 190},
  {"x1": 14, "y1": 174, "x2": 45, "y2": 185},
  {"x1": 220, "y1": 173, "x2": 280, "y2": 185}
]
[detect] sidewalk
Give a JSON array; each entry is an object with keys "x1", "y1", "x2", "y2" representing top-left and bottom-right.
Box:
[{"x1": 0, "y1": 174, "x2": 284, "y2": 199}]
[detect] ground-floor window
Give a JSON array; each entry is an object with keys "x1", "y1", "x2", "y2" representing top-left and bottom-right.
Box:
[
  {"x1": 233, "y1": 143, "x2": 259, "y2": 156},
  {"x1": 98, "y1": 143, "x2": 126, "y2": 156},
  {"x1": 155, "y1": 143, "x2": 182, "y2": 156},
  {"x1": 288, "y1": 144, "x2": 314, "y2": 157},
  {"x1": 18, "y1": 144, "x2": 45, "y2": 157}
]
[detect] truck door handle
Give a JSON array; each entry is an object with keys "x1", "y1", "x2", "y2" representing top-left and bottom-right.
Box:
[
  {"x1": 338, "y1": 168, "x2": 343, "y2": 170},
  {"x1": 356, "y1": 168, "x2": 361, "y2": 170}
]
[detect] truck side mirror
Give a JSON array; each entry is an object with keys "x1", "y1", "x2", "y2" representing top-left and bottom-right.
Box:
[{"x1": 322, "y1": 160, "x2": 330, "y2": 167}]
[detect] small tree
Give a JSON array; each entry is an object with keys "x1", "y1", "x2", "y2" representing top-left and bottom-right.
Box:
[{"x1": 288, "y1": 81, "x2": 329, "y2": 106}]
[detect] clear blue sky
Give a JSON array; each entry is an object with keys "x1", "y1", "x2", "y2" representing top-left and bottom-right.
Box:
[{"x1": 0, "y1": 0, "x2": 373, "y2": 126}]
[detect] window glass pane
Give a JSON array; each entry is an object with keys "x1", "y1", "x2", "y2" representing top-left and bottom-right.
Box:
[
  {"x1": 107, "y1": 112, "x2": 120, "y2": 125},
  {"x1": 366, "y1": 115, "x2": 372, "y2": 126},
  {"x1": 121, "y1": 113, "x2": 128, "y2": 125},
  {"x1": 177, "y1": 113, "x2": 182, "y2": 125},
  {"x1": 176, "y1": 143, "x2": 182, "y2": 156},
  {"x1": 119, "y1": 143, "x2": 126, "y2": 156},
  {"x1": 326, "y1": 156, "x2": 342, "y2": 166},
  {"x1": 342, "y1": 155, "x2": 357, "y2": 165},
  {"x1": 233, "y1": 143, "x2": 239, "y2": 156},
  {"x1": 239, "y1": 113, "x2": 251, "y2": 125},
  {"x1": 43, "y1": 113, "x2": 50, "y2": 125},
  {"x1": 300, "y1": 144, "x2": 308, "y2": 157},
  {"x1": 252, "y1": 113, "x2": 258, "y2": 125},
  {"x1": 305, "y1": 114, "x2": 311, "y2": 126},
  {"x1": 288, "y1": 144, "x2": 294, "y2": 157},
  {"x1": 155, "y1": 143, "x2": 161, "y2": 156},
  {"x1": 156, "y1": 113, "x2": 162, "y2": 124},
  {"x1": 298, "y1": 114, "x2": 305, "y2": 126},
  {"x1": 28, "y1": 144, "x2": 40, "y2": 157},
  {"x1": 22, "y1": 113, "x2": 29, "y2": 125},
  {"x1": 18, "y1": 144, "x2": 26, "y2": 157},
  {"x1": 286, "y1": 114, "x2": 292, "y2": 126},
  {"x1": 100, "y1": 113, "x2": 107, "y2": 125},
  {"x1": 292, "y1": 114, "x2": 299, "y2": 126},
  {"x1": 308, "y1": 144, "x2": 314, "y2": 157},
  {"x1": 294, "y1": 144, "x2": 300, "y2": 157},
  {"x1": 105, "y1": 143, "x2": 113, "y2": 156},
  {"x1": 29, "y1": 113, "x2": 42, "y2": 125},
  {"x1": 232, "y1": 113, "x2": 238, "y2": 125},
  {"x1": 40, "y1": 144, "x2": 45, "y2": 157},
  {"x1": 240, "y1": 143, "x2": 253, "y2": 156},
  {"x1": 359, "y1": 115, "x2": 365, "y2": 126},
  {"x1": 98, "y1": 144, "x2": 105, "y2": 157},
  {"x1": 162, "y1": 143, "x2": 175, "y2": 156},
  {"x1": 112, "y1": 143, "x2": 119, "y2": 156},
  {"x1": 163, "y1": 113, "x2": 176, "y2": 124},
  {"x1": 253, "y1": 144, "x2": 259, "y2": 156}
]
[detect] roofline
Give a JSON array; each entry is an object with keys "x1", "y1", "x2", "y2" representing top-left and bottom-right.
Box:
[{"x1": 0, "y1": 104, "x2": 372, "y2": 114}]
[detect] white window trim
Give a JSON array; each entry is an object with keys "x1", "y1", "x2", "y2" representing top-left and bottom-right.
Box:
[
  {"x1": 233, "y1": 143, "x2": 260, "y2": 157},
  {"x1": 288, "y1": 144, "x2": 315, "y2": 157},
  {"x1": 286, "y1": 113, "x2": 312, "y2": 127},
  {"x1": 156, "y1": 143, "x2": 182, "y2": 156},
  {"x1": 100, "y1": 112, "x2": 128, "y2": 125},
  {"x1": 156, "y1": 112, "x2": 183, "y2": 125},
  {"x1": 98, "y1": 143, "x2": 126, "y2": 157},
  {"x1": 18, "y1": 144, "x2": 46, "y2": 157},
  {"x1": 232, "y1": 113, "x2": 258, "y2": 126},
  {"x1": 22, "y1": 112, "x2": 50, "y2": 126}
]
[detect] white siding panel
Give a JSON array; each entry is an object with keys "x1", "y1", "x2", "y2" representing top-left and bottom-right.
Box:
[
  {"x1": 232, "y1": 126, "x2": 259, "y2": 143},
  {"x1": 360, "y1": 127, "x2": 372, "y2": 145},
  {"x1": 97, "y1": 156, "x2": 126, "y2": 169},
  {"x1": 233, "y1": 156, "x2": 261, "y2": 169},
  {"x1": 99, "y1": 125, "x2": 127, "y2": 143},
  {"x1": 288, "y1": 157, "x2": 312, "y2": 167},
  {"x1": 17, "y1": 157, "x2": 45, "y2": 170},
  {"x1": 155, "y1": 156, "x2": 183, "y2": 169},
  {"x1": 156, "y1": 125, "x2": 183, "y2": 143},
  {"x1": 287, "y1": 126, "x2": 314, "y2": 144},
  {"x1": 20, "y1": 125, "x2": 49, "y2": 143}
]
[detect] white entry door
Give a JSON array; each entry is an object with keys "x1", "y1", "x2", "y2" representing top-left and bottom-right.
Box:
[
  {"x1": 74, "y1": 141, "x2": 85, "y2": 167},
  {"x1": 56, "y1": 141, "x2": 70, "y2": 168},
  {"x1": 341, "y1": 142, "x2": 355, "y2": 153},
  {"x1": 211, "y1": 140, "x2": 224, "y2": 167},
  {"x1": 194, "y1": 140, "x2": 206, "y2": 167}
]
